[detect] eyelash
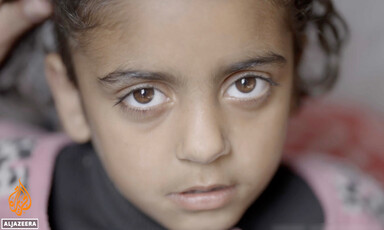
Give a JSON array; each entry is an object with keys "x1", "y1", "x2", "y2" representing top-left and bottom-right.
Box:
[
  {"x1": 235, "y1": 72, "x2": 279, "y2": 86},
  {"x1": 114, "y1": 84, "x2": 159, "y2": 107},
  {"x1": 114, "y1": 85, "x2": 165, "y2": 118},
  {"x1": 257, "y1": 76, "x2": 279, "y2": 87},
  {"x1": 113, "y1": 73, "x2": 280, "y2": 115}
]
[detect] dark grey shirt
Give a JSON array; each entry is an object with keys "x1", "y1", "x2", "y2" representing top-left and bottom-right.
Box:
[{"x1": 48, "y1": 143, "x2": 324, "y2": 230}]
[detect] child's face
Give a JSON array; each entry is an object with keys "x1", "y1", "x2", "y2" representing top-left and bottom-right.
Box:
[{"x1": 49, "y1": 0, "x2": 294, "y2": 229}]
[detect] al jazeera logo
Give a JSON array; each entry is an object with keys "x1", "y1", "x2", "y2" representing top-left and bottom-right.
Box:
[{"x1": 1, "y1": 179, "x2": 39, "y2": 229}]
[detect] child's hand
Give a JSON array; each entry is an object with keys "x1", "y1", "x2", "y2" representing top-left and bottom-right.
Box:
[{"x1": 0, "y1": 0, "x2": 51, "y2": 63}]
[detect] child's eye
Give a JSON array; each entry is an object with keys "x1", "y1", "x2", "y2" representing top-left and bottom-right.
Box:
[
  {"x1": 225, "y1": 74, "x2": 277, "y2": 101},
  {"x1": 118, "y1": 87, "x2": 168, "y2": 110}
]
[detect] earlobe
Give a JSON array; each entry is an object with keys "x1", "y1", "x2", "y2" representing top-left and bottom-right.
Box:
[{"x1": 45, "y1": 53, "x2": 91, "y2": 143}]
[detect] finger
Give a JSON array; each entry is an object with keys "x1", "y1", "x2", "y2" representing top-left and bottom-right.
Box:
[{"x1": 0, "y1": 0, "x2": 52, "y2": 45}]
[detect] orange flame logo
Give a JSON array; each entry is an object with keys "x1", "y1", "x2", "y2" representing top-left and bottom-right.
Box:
[{"x1": 8, "y1": 179, "x2": 32, "y2": 216}]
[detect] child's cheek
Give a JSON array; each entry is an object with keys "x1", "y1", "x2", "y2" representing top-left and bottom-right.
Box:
[{"x1": 228, "y1": 79, "x2": 291, "y2": 187}]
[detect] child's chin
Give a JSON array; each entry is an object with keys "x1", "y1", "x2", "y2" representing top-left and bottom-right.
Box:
[
  {"x1": 165, "y1": 222, "x2": 237, "y2": 230},
  {"x1": 161, "y1": 209, "x2": 243, "y2": 230}
]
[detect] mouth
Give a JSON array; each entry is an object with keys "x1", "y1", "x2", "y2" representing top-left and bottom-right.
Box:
[
  {"x1": 180, "y1": 185, "x2": 231, "y2": 194},
  {"x1": 167, "y1": 184, "x2": 236, "y2": 211}
]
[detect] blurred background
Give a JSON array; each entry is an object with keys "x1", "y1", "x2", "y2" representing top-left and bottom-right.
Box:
[{"x1": 328, "y1": 0, "x2": 384, "y2": 113}]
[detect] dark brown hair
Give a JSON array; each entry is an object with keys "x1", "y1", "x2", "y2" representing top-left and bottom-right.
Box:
[{"x1": 52, "y1": 0, "x2": 349, "y2": 108}]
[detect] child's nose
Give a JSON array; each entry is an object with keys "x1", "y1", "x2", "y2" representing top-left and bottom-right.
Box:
[{"x1": 176, "y1": 104, "x2": 230, "y2": 165}]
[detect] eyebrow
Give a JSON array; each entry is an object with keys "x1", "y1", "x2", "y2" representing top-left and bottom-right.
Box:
[
  {"x1": 221, "y1": 52, "x2": 287, "y2": 75},
  {"x1": 98, "y1": 52, "x2": 287, "y2": 86}
]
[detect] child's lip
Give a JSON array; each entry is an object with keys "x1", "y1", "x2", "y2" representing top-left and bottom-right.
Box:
[
  {"x1": 166, "y1": 184, "x2": 236, "y2": 211},
  {"x1": 177, "y1": 184, "x2": 232, "y2": 194}
]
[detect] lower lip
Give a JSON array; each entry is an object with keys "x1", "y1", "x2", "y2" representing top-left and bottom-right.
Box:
[{"x1": 167, "y1": 185, "x2": 236, "y2": 211}]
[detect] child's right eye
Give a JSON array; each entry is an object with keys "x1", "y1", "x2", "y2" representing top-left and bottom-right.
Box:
[{"x1": 115, "y1": 86, "x2": 169, "y2": 112}]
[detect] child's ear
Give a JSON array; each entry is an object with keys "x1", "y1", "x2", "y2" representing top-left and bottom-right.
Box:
[{"x1": 45, "y1": 53, "x2": 91, "y2": 143}]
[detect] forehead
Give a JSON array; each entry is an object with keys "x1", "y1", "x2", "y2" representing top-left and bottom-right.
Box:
[{"x1": 74, "y1": 0, "x2": 291, "y2": 75}]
